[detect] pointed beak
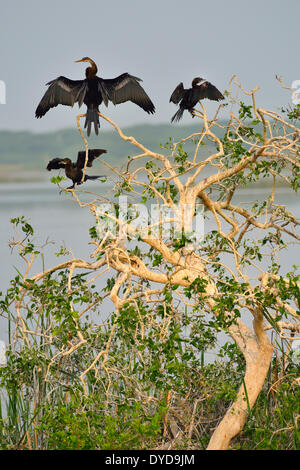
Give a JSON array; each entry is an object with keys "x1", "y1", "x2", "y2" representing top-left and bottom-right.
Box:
[{"x1": 75, "y1": 59, "x2": 84, "y2": 63}]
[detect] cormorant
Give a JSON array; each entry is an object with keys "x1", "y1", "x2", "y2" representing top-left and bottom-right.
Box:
[
  {"x1": 47, "y1": 148, "x2": 107, "y2": 189},
  {"x1": 169, "y1": 78, "x2": 224, "y2": 122},
  {"x1": 35, "y1": 58, "x2": 155, "y2": 136}
]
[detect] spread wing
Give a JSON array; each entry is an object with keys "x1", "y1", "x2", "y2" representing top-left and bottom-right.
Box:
[
  {"x1": 46, "y1": 158, "x2": 68, "y2": 171},
  {"x1": 197, "y1": 81, "x2": 224, "y2": 101},
  {"x1": 36, "y1": 76, "x2": 88, "y2": 118},
  {"x1": 99, "y1": 74, "x2": 155, "y2": 114},
  {"x1": 76, "y1": 149, "x2": 107, "y2": 169},
  {"x1": 169, "y1": 83, "x2": 185, "y2": 104}
]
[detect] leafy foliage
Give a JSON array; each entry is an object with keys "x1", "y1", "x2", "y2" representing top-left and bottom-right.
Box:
[{"x1": 0, "y1": 93, "x2": 299, "y2": 450}]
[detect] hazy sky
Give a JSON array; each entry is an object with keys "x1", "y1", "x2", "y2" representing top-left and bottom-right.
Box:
[{"x1": 0, "y1": 0, "x2": 299, "y2": 132}]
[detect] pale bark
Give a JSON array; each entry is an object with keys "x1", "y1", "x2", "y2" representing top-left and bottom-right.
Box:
[
  {"x1": 207, "y1": 318, "x2": 273, "y2": 449},
  {"x1": 11, "y1": 77, "x2": 299, "y2": 450}
]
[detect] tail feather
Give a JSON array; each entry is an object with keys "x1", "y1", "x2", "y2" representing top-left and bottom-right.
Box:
[
  {"x1": 84, "y1": 175, "x2": 106, "y2": 182},
  {"x1": 171, "y1": 107, "x2": 184, "y2": 123},
  {"x1": 84, "y1": 109, "x2": 100, "y2": 136}
]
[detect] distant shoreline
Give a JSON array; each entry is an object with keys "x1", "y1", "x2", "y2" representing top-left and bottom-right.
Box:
[
  {"x1": 0, "y1": 171, "x2": 295, "y2": 191},
  {"x1": 1, "y1": 121, "x2": 298, "y2": 188}
]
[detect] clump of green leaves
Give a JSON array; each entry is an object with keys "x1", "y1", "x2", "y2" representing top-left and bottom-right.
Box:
[{"x1": 281, "y1": 103, "x2": 300, "y2": 121}]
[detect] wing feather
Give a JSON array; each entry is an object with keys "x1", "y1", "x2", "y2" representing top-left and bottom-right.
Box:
[
  {"x1": 197, "y1": 82, "x2": 224, "y2": 101},
  {"x1": 36, "y1": 77, "x2": 87, "y2": 118},
  {"x1": 169, "y1": 82, "x2": 185, "y2": 104},
  {"x1": 76, "y1": 149, "x2": 107, "y2": 169},
  {"x1": 46, "y1": 158, "x2": 68, "y2": 170},
  {"x1": 100, "y1": 74, "x2": 155, "y2": 114}
]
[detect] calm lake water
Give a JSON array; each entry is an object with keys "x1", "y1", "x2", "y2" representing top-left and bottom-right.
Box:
[{"x1": 0, "y1": 181, "x2": 299, "y2": 344}]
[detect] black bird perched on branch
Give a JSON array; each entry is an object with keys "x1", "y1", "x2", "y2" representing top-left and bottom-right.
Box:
[
  {"x1": 46, "y1": 149, "x2": 107, "y2": 189},
  {"x1": 169, "y1": 78, "x2": 224, "y2": 123},
  {"x1": 35, "y1": 57, "x2": 155, "y2": 136}
]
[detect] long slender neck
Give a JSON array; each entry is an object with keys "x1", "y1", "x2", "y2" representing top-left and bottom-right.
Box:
[{"x1": 85, "y1": 60, "x2": 98, "y2": 78}]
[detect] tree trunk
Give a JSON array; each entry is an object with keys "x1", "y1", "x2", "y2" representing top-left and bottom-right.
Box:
[{"x1": 207, "y1": 320, "x2": 273, "y2": 450}]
